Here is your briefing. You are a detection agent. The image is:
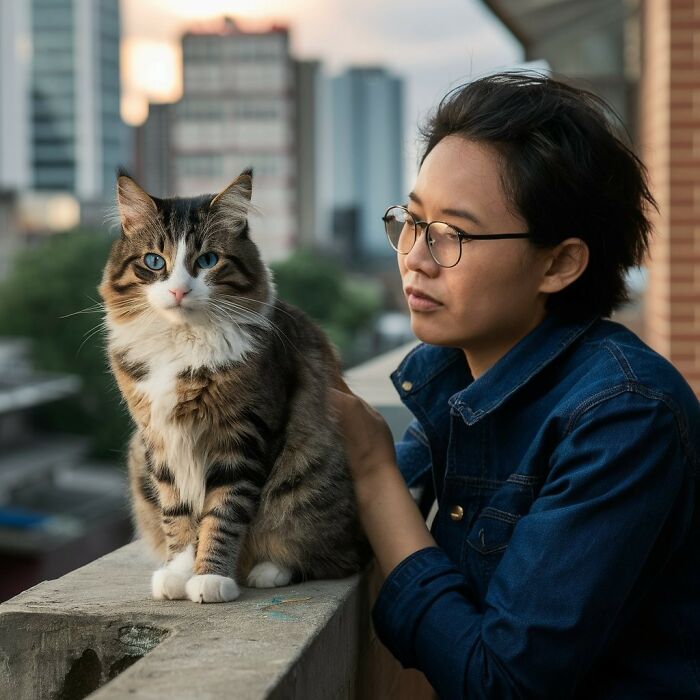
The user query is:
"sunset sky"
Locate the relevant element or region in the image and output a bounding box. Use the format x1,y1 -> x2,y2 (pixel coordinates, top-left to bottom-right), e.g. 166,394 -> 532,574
120,0 -> 529,181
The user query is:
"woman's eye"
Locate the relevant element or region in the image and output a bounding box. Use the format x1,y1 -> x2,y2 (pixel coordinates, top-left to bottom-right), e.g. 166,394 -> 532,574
197,252 -> 218,269
143,253 -> 165,270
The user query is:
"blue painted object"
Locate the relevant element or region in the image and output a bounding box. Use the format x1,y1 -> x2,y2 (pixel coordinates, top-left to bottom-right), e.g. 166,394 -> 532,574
0,506 -> 51,529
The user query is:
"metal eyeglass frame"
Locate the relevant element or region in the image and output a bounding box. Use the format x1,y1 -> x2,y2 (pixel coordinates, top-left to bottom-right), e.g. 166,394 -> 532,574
382,204 -> 532,268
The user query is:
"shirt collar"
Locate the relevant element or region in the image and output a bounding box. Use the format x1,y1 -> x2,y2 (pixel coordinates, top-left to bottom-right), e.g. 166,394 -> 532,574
391,312 -> 600,426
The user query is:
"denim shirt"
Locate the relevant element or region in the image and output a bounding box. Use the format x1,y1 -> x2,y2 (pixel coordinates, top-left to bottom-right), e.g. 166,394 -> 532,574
371,312 -> 700,699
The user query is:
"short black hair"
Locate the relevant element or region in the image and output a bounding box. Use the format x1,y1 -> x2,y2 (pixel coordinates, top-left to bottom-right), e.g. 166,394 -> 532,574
419,70 -> 658,321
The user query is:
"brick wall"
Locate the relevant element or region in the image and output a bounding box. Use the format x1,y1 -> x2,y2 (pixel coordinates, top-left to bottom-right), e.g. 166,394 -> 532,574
641,0 -> 700,397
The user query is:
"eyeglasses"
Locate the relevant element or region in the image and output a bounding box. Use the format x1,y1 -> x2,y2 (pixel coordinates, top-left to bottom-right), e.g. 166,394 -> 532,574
382,205 -> 531,268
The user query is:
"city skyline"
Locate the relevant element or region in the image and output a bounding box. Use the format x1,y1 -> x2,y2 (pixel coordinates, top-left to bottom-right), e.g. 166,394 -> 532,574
121,0 -> 524,184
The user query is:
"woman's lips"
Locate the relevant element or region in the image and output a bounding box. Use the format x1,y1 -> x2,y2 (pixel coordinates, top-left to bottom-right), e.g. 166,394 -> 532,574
405,288 -> 443,311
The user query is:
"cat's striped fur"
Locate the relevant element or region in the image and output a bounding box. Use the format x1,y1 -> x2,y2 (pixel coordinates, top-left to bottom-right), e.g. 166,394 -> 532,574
100,169 -> 370,603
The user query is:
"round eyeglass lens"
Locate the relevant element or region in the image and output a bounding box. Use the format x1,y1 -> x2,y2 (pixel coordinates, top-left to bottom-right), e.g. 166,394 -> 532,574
428,222 -> 462,267
384,207 -> 415,254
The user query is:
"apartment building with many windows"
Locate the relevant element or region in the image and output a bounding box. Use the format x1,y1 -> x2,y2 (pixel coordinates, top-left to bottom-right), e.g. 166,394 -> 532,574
172,18 -> 297,262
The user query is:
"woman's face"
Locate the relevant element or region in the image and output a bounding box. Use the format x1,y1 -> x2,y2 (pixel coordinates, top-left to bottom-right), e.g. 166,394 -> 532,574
398,135 -> 551,373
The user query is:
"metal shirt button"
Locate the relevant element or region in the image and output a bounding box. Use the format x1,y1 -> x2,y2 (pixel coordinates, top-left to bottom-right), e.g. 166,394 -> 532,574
450,505 -> 464,521
401,380 -> 413,391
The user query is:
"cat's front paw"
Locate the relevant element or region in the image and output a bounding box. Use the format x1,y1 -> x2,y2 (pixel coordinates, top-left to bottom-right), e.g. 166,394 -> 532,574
152,568 -> 189,600
246,561 -> 293,588
186,574 -> 240,603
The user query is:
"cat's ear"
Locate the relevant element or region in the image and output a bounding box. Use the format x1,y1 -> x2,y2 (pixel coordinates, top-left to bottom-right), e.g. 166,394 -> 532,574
116,169 -> 157,235
210,168 -> 253,215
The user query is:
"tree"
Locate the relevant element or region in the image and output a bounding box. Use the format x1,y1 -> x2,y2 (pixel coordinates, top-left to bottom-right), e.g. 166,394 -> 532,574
0,229 -> 131,459
270,248 -> 382,364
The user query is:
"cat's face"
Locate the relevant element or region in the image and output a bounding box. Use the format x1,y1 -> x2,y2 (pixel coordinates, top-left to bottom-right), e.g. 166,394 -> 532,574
99,169 -> 273,327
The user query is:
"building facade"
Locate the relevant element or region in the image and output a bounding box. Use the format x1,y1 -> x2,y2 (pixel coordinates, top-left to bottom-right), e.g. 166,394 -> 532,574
172,18 -> 297,262
331,67 -> 404,262
30,0 -> 123,200
640,0 -> 700,397
294,59 -> 323,251
0,0 -> 31,193
133,103 -> 173,200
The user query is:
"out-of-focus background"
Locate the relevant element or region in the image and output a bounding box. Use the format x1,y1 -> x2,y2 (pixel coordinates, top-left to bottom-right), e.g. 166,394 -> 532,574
0,0 -> 697,601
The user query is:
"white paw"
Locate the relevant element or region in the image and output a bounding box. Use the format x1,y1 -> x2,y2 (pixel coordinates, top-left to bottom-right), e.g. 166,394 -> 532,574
246,561 -> 293,588
186,574 -> 240,603
152,568 -> 189,600
168,545 -> 195,574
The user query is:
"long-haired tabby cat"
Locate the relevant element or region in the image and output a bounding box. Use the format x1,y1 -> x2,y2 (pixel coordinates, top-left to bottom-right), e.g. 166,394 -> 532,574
99,168 -> 370,603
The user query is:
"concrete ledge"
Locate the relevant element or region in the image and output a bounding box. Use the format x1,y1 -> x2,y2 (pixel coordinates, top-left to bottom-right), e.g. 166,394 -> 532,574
0,343 -> 420,699
0,540 -> 373,699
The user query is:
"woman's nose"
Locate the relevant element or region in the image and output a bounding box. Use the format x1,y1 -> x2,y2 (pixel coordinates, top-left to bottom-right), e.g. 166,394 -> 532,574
404,227 -> 438,273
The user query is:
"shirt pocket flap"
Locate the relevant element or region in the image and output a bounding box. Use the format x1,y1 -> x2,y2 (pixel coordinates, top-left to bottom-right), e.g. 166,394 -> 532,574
465,507 -> 519,555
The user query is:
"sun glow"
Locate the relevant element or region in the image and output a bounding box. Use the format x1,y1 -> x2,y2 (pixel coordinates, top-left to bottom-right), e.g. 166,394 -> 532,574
165,0 -> 291,22
119,0 -> 307,125
121,39 -> 181,126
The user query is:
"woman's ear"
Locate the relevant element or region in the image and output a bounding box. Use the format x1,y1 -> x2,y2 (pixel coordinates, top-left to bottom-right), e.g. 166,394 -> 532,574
538,238 -> 589,294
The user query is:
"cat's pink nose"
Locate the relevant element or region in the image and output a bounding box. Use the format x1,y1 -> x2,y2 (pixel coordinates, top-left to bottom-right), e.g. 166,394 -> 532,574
169,287 -> 191,304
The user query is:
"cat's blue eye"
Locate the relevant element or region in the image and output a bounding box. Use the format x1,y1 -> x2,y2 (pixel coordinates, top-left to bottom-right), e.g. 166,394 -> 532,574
197,252 -> 218,269
144,253 -> 165,271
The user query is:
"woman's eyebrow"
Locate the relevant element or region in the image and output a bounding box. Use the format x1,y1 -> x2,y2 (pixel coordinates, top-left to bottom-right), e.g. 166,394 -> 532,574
408,191 -> 484,227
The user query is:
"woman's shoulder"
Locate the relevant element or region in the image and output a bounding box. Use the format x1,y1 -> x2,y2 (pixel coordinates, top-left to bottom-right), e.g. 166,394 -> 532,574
562,317 -> 699,445
575,319 -> 695,400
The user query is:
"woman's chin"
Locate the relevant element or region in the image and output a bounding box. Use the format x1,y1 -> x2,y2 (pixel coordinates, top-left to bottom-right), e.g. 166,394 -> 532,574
410,317 -> 456,347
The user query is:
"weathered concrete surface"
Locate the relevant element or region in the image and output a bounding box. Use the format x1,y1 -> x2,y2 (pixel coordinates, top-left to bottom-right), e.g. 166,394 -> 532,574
0,347 -> 422,699
0,540 -> 372,699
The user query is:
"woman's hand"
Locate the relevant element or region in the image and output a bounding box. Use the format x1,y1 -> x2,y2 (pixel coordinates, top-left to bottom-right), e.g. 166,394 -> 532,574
328,375 -> 437,577
327,375 -> 397,484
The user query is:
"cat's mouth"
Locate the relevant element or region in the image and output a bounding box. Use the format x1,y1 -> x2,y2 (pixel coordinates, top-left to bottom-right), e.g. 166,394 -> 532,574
159,301 -> 199,324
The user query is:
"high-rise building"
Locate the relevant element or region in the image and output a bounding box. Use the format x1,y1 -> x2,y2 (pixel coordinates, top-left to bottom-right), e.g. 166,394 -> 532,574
30,0 -> 124,200
294,59 -> 323,251
0,1 -> 31,193
133,103 -> 173,200
172,18 -> 297,262
331,67 -> 404,261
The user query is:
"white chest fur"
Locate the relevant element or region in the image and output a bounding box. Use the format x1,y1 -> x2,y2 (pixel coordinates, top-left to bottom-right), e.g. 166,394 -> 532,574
109,316 -> 259,509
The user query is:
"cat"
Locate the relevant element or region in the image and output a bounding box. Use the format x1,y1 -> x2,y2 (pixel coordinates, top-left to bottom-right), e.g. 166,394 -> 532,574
99,168 -> 370,603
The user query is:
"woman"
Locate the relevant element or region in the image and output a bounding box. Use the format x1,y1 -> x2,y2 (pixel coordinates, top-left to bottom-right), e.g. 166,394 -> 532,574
329,72 -> 700,699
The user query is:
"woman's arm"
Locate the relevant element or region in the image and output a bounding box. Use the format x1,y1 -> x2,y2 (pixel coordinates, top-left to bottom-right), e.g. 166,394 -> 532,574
328,377 -> 436,578
330,379 -> 695,699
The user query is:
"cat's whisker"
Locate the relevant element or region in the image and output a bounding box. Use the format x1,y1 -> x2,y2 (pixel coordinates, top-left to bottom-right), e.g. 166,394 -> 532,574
79,319 -> 109,338
76,322 -> 109,356
62,297 -> 154,321
211,306 -> 279,340
102,300 -> 154,317
206,300 -> 276,344
60,306 -> 105,319
212,295 -> 305,346
210,299 -> 304,357
227,295 -> 299,324
206,303 -> 252,348
206,299 -> 260,328
208,297 -> 270,324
